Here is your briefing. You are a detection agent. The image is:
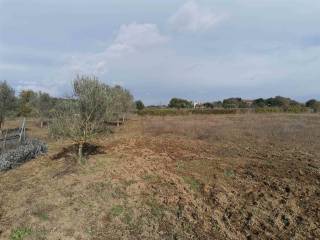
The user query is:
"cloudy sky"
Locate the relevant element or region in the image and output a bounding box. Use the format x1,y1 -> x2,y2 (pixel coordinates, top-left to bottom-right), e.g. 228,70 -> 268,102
1,0 -> 320,104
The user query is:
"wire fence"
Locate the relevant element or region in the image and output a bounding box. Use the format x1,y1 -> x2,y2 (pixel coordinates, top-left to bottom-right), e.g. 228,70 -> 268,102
0,119 -> 47,171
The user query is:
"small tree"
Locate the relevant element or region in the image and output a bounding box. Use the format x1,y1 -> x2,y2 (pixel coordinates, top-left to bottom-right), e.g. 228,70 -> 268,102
50,75 -> 112,161
108,85 -> 134,125
135,100 -> 145,110
119,88 -> 134,122
34,92 -> 55,128
0,81 -> 15,132
18,90 -> 37,117
108,85 -> 124,125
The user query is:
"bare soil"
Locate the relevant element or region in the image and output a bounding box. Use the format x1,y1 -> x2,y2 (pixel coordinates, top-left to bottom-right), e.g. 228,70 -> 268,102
0,114 -> 319,240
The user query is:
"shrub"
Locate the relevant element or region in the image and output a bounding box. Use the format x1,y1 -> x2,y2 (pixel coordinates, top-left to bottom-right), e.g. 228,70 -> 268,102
285,105 -> 308,113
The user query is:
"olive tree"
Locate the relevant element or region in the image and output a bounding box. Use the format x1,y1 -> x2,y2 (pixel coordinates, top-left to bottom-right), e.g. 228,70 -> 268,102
118,88 -> 134,123
0,81 -> 15,132
108,85 -> 134,125
50,75 -> 112,161
18,90 -> 37,117
34,92 -> 55,128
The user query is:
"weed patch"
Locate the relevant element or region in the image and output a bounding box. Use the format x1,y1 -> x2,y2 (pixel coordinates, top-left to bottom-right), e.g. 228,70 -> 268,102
10,227 -> 32,240
224,169 -> 235,178
146,198 -> 165,218
110,205 -> 124,217
183,176 -> 201,192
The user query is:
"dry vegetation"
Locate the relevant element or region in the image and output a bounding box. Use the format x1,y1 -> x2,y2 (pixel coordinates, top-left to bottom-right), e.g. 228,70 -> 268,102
0,113 -> 320,240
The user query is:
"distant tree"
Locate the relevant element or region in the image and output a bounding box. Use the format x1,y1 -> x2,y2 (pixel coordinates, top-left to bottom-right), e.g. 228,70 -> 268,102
253,98 -> 266,108
0,81 -> 15,131
34,92 -> 55,128
212,101 -> 223,108
135,100 -> 145,111
223,98 -> 248,108
306,99 -> 320,112
168,98 -> 193,109
306,99 -> 317,107
119,88 -> 135,122
265,96 -> 290,108
203,102 -> 214,108
107,85 -> 134,124
18,90 -> 37,117
264,96 -> 303,110
50,75 -> 113,161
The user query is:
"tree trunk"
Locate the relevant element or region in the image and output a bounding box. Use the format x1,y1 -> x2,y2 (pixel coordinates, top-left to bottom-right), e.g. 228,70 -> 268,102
0,119 -> 3,135
78,143 -> 84,163
40,120 -> 44,128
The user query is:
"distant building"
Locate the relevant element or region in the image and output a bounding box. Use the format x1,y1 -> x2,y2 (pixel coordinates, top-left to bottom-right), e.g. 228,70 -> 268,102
243,100 -> 254,107
193,101 -> 204,108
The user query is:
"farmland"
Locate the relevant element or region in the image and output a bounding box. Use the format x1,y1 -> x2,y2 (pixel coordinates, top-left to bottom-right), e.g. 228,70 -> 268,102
0,113 -> 320,240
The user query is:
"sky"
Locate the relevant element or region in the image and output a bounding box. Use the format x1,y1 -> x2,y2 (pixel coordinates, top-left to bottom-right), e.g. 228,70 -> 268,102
0,0 -> 320,104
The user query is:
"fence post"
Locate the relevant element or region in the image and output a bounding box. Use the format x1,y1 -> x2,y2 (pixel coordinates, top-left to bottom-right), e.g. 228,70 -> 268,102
2,130 -> 8,151
19,118 -> 26,143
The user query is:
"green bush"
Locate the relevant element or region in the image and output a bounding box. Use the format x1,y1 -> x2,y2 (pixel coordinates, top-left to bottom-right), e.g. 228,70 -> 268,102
168,98 -> 193,109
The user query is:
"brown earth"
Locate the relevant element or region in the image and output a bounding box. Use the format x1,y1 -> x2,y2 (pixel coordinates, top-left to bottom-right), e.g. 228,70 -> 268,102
0,114 -> 319,240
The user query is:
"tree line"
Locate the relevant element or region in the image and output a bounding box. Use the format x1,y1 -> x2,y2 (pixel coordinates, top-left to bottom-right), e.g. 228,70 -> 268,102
164,96 -> 320,112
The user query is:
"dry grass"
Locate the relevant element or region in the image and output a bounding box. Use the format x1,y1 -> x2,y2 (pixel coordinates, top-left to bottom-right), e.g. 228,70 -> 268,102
142,113 -> 320,145
0,113 -> 319,239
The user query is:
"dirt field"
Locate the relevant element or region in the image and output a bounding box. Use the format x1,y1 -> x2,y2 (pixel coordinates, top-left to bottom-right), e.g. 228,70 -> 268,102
0,114 -> 319,240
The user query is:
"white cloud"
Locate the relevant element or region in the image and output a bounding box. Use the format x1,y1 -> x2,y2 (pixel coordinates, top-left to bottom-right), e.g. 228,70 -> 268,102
114,23 -> 169,49
169,1 -> 225,32
66,22 -> 169,75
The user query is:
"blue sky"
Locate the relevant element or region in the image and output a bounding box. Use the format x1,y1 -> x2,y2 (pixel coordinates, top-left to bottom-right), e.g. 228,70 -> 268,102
0,0 -> 320,104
